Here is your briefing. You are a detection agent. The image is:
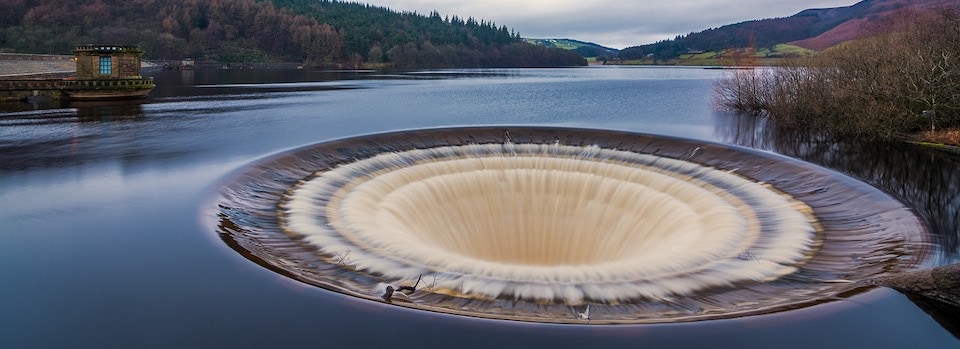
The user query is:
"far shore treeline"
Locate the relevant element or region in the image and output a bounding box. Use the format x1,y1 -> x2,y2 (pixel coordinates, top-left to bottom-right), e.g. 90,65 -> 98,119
0,0 -> 586,68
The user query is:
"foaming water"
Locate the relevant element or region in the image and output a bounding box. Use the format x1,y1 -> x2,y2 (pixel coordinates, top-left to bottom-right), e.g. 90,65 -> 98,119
282,143 -> 817,303
212,127 -> 930,323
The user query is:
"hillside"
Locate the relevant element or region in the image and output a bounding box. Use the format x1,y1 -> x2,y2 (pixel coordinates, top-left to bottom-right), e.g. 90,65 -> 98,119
0,0 -> 586,68
789,0 -> 960,50
618,0 -> 960,61
522,39 -> 619,59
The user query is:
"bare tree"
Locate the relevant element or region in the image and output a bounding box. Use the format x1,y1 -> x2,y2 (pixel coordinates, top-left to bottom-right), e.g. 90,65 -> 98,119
714,8 -> 960,140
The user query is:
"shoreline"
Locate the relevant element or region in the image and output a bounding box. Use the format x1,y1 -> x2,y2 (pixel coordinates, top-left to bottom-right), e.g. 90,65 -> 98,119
909,129 -> 960,156
4,54 -> 957,154
910,142 -> 960,156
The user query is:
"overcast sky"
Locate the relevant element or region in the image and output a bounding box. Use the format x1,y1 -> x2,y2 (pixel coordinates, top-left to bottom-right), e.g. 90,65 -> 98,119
357,0 -> 860,49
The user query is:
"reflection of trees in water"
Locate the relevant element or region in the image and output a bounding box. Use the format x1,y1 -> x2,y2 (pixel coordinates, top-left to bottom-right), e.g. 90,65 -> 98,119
717,113 -> 960,262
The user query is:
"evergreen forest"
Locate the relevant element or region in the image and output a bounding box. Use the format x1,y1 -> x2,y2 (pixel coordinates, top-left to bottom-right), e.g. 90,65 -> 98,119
0,0 -> 586,68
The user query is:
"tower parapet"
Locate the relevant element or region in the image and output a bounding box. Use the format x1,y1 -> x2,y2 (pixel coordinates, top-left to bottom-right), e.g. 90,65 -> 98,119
73,45 -> 145,79
1,45 -> 154,101
66,45 -> 153,100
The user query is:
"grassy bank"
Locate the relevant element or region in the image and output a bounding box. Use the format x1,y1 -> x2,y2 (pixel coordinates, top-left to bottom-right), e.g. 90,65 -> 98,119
910,129 -> 960,155
607,44 -> 816,66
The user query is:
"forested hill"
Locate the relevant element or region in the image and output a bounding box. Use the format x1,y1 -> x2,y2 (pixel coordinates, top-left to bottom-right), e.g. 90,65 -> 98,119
619,0 -> 960,61
0,0 -> 586,68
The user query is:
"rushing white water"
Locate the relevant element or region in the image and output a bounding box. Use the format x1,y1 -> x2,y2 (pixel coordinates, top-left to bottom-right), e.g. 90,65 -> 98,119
281,142 -> 818,304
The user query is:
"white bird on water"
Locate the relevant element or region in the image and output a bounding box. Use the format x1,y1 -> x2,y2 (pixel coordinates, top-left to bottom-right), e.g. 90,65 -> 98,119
577,305 -> 590,321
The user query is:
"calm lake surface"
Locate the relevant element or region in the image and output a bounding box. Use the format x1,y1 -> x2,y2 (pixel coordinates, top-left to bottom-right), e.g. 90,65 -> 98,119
1,67 -> 958,348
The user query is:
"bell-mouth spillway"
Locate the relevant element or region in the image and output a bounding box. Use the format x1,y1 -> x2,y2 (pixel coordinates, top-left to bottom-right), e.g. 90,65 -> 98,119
210,126 -> 931,324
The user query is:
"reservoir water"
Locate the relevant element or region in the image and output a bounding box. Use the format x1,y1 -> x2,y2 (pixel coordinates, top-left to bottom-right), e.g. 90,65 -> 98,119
1,67 -> 958,348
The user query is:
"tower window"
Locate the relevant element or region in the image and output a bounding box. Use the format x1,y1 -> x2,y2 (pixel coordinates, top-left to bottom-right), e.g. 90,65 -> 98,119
99,56 -> 112,75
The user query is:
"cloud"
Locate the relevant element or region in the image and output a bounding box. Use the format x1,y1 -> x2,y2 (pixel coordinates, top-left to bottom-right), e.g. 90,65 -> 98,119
356,0 -> 858,49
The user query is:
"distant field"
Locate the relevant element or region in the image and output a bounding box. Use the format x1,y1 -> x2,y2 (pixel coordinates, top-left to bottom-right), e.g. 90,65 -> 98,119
760,44 -> 817,56
525,38 -> 816,65
523,38 -> 619,58
524,39 -> 588,50
524,39 -> 581,50
614,44 -> 817,66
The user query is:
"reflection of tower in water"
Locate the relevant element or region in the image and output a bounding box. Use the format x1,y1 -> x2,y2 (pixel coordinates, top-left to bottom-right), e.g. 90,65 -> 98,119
73,100 -> 145,121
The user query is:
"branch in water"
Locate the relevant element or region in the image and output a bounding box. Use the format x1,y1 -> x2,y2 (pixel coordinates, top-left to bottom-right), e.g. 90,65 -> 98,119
862,263 -> 960,307
397,274 -> 423,293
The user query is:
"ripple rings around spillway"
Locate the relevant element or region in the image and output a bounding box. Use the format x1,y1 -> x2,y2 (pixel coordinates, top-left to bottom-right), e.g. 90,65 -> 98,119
209,126 -> 930,324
